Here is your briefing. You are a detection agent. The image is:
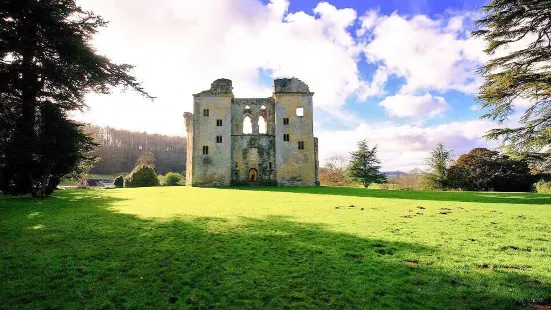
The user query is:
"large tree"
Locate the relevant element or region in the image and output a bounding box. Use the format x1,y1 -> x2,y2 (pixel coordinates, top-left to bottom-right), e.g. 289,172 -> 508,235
0,0 -> 151,197
474,0 -> 551,168
447,148 -> 532,192
348,140 -> 387,188
425,142 -> 453,190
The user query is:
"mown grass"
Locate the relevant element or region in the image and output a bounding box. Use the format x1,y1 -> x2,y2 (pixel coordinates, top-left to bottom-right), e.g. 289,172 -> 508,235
1,186 -> 550,309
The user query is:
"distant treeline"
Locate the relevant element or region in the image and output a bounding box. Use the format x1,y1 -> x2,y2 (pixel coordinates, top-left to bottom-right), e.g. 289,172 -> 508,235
86,126 -> 186,175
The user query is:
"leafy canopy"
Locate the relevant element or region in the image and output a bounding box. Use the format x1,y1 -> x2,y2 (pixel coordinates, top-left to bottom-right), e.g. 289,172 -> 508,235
0,0 -> 151,197
447,148 -> 532,192
348,140 -> 387,188
425,143 -> 453,190
473,0 -> 551,165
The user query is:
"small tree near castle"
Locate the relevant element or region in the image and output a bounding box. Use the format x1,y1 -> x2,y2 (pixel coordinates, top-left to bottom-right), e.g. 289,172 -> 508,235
348,140 -> 387,188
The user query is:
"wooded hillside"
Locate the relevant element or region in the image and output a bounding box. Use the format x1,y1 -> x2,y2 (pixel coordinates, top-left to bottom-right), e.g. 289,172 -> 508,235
86,126 -> 186,175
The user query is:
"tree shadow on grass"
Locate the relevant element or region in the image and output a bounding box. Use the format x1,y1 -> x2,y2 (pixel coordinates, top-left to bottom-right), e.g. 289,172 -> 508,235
0,190 -> 549,309
230,186 -> 551,205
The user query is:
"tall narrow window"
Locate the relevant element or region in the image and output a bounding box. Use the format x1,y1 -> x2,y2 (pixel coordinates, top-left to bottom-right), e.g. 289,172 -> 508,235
298,141 -> 304,150
296,107 -> 304,117
269,162 -> 272,169
243,115 -> 252,134
283,134 -> 290,141
235,162 -> 238,168
202,146 -> 209,155
216,119 -> 223,126
283,118 -> 289,125
203,109 -> 210,117
258,116 -> 267,134
216,136 -> 223,143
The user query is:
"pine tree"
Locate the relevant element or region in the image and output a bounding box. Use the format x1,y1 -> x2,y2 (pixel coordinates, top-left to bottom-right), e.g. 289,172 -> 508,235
348,140 -> 387,188
0,0 -> 151,197
425,142 -> 453,190
473,0 -> 551,167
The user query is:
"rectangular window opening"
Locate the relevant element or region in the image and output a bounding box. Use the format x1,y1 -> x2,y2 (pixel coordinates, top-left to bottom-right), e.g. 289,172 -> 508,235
283,118 -> 289,125
202,145 -> 209,155
283,134 -> 290,142
203,109 -> 210,117
217,119 -> 223,126
296,107 -> 304,117
216,136 -> 223,143
298,141 -> 304,150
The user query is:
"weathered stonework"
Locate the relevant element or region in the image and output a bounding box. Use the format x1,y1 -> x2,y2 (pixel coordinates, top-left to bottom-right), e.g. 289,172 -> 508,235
184,78 -> 319,187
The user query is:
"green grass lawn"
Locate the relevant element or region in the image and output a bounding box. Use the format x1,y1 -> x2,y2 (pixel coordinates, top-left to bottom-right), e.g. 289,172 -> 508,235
1,187 -> 550,309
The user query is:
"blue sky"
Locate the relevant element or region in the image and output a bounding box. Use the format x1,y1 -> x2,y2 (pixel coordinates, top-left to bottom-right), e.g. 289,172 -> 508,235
74,0 -> 507,171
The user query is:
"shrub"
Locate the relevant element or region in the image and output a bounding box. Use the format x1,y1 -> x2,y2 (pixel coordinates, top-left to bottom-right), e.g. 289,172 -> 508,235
162,172 -> 182,186
124,165 -> 160,188
534,180 -> 551,193
114,175 -> 124,188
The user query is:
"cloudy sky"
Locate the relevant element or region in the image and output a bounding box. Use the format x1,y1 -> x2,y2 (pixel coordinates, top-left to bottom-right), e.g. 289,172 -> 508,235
72,0 -> 523,171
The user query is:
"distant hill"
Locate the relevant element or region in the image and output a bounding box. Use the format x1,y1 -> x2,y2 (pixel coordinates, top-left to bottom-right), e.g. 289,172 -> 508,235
383,171 -> 407,177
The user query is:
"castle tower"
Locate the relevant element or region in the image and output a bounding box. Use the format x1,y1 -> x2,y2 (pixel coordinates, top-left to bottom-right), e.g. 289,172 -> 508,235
184,77 -> 319,187
273,78 -> 318,186
185,79 -> 233,186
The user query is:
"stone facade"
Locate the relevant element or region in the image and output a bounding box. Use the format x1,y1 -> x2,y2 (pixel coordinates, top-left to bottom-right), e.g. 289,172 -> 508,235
184,78 -> 319,187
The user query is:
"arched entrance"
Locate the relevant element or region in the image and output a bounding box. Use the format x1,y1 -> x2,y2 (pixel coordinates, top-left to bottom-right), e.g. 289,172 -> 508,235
249,168 -> 258,183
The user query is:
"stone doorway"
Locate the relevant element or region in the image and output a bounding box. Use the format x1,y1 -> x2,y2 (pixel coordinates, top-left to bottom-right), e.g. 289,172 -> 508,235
249,168 -> 258,183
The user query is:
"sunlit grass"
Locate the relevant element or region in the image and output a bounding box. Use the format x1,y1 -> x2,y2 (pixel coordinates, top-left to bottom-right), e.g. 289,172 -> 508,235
1,186 -> 550,309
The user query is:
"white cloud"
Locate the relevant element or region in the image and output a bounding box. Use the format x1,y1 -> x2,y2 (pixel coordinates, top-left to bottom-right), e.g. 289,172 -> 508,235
318,119 -> 498,171
358,11 -> 486,95
379,93 -> 448,118
357,66 -> 389,100
73,0 -> 367,134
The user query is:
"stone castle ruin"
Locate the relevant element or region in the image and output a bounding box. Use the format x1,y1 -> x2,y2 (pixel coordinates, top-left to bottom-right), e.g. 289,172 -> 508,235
184,78 -> 319,187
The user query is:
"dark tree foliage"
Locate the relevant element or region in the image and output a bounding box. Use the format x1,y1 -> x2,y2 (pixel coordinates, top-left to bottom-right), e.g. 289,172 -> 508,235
447,148 -> 532,192
113,175 -> 124,188
473,0 -> 551,167
348,140 -> 387,188
86,126 -> 186,175
0,0 -> 151,197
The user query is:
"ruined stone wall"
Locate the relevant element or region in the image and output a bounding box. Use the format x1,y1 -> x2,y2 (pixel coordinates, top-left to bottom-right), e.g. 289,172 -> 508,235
231,135 -> 276,185
184,112 -> 194,186
230,98 -> 276,185
274,83 -> 316,186
231,98 -> 275,135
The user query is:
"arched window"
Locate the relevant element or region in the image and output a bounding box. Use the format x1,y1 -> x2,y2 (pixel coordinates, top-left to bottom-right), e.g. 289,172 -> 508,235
258,116 -> 267,134
243,115 -> 252,134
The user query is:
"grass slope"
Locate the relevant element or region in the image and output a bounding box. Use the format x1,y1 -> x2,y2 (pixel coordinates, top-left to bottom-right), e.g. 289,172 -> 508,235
1,187 -> 550,309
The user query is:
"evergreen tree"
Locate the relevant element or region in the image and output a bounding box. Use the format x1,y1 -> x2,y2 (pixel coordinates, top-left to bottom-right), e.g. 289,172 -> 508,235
425,142 -> 453,190
473,0 -> 551,166
348,140 -> 387,188
0,0 -> 151,197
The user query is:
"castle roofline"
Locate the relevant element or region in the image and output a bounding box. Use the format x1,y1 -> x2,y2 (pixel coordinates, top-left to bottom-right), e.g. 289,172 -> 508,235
273,78 -> 313,94
193,77 -> 314,97
193,78 -> 233,97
